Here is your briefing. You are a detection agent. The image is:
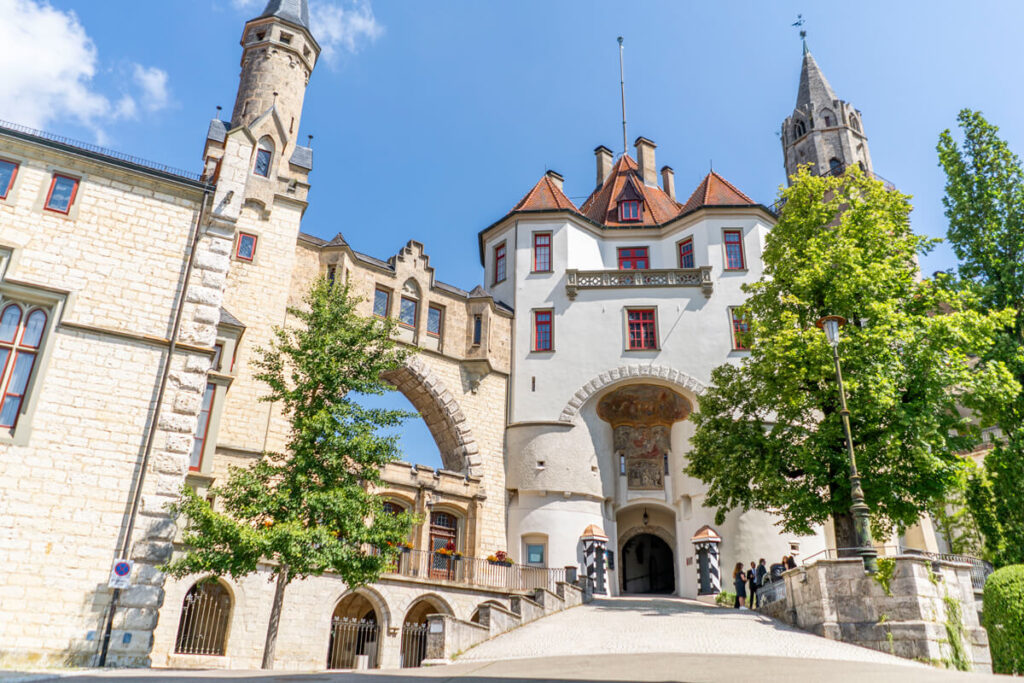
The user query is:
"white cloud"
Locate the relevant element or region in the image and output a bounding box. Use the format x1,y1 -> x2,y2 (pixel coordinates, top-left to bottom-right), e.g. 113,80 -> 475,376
311,0 -> 384,62
133,64 -> 171,112
230,0 -> 384,63
0,0 -> 171,142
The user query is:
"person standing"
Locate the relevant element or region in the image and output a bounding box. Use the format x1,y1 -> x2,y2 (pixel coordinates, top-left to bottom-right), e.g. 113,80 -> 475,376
747,561 -> 759,608
732,562 -> 747,609
756,558 -> 768,588
786,555 -> 798,570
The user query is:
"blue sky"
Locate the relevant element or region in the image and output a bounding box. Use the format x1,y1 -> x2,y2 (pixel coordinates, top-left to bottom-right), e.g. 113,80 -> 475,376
4,0 -> 1024,467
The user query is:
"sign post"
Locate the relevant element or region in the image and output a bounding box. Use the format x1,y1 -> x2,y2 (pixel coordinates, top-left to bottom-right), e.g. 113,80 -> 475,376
108,559 -> 133,590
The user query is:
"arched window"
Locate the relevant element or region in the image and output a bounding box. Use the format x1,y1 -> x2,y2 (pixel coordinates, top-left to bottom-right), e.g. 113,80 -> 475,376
820,108 -> 835,127
382,501 -> 403,515
0,304 -> 47,430
849,114 -> 861,133
828,158 -> 844,176
793,120 -> 806,138
174,580 -> 232,656
429,511 -> 458,580
253,137 -> 274,177
399,280 -> 420,329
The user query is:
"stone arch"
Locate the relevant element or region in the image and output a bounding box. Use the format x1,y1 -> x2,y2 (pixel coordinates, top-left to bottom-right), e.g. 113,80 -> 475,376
381,356 -> 481,476
329,585 -> 393,632
402,592 -> 454,624
558,364 -> 706,423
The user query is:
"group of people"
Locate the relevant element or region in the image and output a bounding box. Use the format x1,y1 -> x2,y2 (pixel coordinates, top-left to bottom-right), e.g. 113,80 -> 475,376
732,555 -> 798,609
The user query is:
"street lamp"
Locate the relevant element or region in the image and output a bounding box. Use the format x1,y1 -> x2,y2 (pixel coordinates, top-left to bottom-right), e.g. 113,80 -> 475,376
816,315 -> 878,573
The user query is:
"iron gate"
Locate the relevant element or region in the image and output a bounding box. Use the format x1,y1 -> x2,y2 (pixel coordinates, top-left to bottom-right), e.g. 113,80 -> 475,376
174,581 -> 231,656
400,622 -> 429,668
326,617 -> 380,669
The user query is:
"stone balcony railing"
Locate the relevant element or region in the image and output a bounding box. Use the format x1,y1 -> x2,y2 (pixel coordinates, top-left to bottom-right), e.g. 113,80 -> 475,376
565,265 -> 713,300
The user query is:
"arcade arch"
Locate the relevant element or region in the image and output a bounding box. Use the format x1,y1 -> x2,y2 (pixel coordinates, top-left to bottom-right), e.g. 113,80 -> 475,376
326,591 -> 383,669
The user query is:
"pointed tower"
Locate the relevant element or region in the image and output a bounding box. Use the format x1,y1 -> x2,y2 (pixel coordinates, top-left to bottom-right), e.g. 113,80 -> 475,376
781,41 -> 872,184
231,0 -> 319,143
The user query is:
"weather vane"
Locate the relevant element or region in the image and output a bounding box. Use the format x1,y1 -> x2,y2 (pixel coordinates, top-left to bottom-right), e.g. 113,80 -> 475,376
792,14 -> 808,52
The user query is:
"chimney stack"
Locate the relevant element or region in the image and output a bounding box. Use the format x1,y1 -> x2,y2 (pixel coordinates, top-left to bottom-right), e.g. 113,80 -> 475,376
634,136 -> 657,186
545,169 -> 564,192
594,145 -> 613,187
661,165 -> 675,201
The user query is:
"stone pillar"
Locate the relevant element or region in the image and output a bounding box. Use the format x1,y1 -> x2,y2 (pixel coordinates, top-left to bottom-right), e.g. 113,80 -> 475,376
103,219 -> 235,666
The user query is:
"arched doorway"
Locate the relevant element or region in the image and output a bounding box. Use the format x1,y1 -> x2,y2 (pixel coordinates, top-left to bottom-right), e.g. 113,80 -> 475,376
401,595 -> 451,668
621,533 -> 675,594
327,592 -> 380,670
174,579 -> 232,656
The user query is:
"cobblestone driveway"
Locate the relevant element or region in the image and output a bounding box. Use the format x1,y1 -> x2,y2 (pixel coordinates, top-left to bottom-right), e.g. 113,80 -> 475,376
457,596 -> 917,665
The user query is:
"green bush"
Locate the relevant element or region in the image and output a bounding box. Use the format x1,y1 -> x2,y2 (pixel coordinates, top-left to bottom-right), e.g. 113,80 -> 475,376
715,591 -> 736,607
983,564 -> 1024,674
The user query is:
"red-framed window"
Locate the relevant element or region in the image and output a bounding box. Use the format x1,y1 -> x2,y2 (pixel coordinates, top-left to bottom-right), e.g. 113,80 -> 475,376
190,383 -> 215,471
617,247 -> 649,270
373,288 -> 390,318
236,232 -> 257,261
0,304 -> 47,430
534,310 -> 553,351
619,199 -> 641,222
493,242 -> 507,284
678,238 -> 695,269
0,159 -> 19,199
44,174 -> 79,214
399,296 -> 418,328
723,230 -> 745,270
627,308 -> 658,350
532,233 -> 551,272
427,304 -> 443,337
730,307 -> 750,350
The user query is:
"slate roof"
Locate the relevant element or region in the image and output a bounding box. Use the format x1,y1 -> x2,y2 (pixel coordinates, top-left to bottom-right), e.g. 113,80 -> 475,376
288,145 -> 313,171
257,0 -> 310,30
680,171 -> 756,213
796,48 -> 838,112
579,155 -> 681,227
510,172 -> 577,213
219,307 -> 245,328
206,119 -> 227,143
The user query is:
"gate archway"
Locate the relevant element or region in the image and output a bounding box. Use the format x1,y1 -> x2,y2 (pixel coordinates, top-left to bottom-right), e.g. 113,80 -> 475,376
621,533 -> 675,594
400,594 -> 453,668
327,592 -> 381,669
382,357 -> 481,475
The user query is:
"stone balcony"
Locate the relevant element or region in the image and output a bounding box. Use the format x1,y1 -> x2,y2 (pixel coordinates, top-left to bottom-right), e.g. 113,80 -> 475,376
565,266 -> 713,300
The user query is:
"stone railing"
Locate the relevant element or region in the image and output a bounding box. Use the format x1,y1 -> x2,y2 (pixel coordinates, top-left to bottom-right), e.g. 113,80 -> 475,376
565,266 -> 713,300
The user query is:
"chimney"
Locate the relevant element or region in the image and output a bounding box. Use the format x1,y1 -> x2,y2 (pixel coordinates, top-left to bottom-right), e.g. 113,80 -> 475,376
545,169 -> 564,192
661,165 -> 676,201
634,136 -> 657,186
594,145 -> 613,187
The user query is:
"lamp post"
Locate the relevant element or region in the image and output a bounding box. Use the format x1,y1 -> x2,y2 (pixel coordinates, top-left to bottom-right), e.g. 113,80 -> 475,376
816,315 -> 878,573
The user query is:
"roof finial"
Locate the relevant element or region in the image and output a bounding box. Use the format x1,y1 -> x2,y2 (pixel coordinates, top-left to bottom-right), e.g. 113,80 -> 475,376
792,14 -> 808,54
618,36 -> 627,157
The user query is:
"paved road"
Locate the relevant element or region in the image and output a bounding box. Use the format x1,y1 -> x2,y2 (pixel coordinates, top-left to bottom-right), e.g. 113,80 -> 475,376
6,596 -> 1000,682
458,596 -> 914,664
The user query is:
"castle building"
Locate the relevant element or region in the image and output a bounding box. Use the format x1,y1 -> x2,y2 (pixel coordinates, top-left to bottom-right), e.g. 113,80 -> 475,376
0,0 -> 941,672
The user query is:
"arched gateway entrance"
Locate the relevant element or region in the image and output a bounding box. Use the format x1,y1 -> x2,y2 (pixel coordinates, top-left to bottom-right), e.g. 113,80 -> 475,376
622,534 -> 675,594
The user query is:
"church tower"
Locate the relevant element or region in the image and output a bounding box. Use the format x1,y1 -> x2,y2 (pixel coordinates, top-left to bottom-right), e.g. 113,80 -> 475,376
781,41 -> 872,184
231,0 -> 320,147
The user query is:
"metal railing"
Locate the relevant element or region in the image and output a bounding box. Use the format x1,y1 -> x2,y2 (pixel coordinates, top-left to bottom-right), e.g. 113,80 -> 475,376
326,617 -> 380,670
898,549 -> 994,592
755,577 -> 787,607
565,266 -> 713,300
385,549 -> 567,593
0,119 -> 204,182
174,582 -> 231,656
400,622 -> 429,668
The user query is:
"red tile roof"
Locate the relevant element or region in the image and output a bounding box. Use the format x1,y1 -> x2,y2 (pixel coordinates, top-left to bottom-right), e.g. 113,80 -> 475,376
579,155 -> 681,227
681,171 -> 756,213
510,173 -> 577,213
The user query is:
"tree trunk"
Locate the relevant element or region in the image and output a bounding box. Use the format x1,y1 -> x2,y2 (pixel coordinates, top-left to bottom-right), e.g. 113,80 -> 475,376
261,566 -> 289,670
833,511 -> 859,558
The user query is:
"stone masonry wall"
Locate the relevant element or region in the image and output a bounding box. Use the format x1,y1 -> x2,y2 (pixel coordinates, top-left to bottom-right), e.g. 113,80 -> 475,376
772,557 -> 990,672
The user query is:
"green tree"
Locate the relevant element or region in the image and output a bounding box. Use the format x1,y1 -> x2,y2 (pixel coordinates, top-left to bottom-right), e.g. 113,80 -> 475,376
938,109 -> 1024,566
686,166 -> 1017,551
163,279 -> 414,669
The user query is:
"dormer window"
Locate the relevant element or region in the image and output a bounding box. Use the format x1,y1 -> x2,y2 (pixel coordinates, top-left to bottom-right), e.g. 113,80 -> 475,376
253,137 -> 274,177
618,200 -> 640,222
794,120 -> 806,138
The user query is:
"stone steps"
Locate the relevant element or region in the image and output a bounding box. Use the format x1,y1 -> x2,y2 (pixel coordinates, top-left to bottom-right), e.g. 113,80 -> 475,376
421,581 -> 585,664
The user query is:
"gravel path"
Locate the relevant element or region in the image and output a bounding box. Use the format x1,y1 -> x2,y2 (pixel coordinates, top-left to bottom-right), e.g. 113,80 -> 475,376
457,596 -> 918,665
